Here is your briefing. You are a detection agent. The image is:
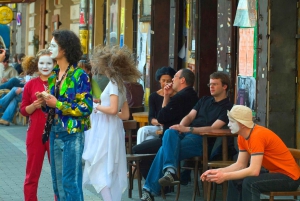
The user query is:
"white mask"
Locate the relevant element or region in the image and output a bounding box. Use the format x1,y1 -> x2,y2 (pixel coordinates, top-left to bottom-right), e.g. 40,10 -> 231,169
38,55 -> 54,75
48,38 -> 59,59
228,117 -> 240,134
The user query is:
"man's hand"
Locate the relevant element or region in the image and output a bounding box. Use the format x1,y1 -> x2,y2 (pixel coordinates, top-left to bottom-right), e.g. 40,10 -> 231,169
169,124 -> 189,133
45,95 -> 57,108
16,87 -> 23,95
1,78 -> 7,83
200,169 -> 225,184
163,83 -> 174,97
0,49 -> 6,62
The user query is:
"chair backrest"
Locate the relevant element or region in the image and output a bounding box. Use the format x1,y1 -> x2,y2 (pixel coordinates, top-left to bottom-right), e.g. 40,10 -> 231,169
129,106 -> 145,120
123,120 -> 138,130
288,148 -> 300,166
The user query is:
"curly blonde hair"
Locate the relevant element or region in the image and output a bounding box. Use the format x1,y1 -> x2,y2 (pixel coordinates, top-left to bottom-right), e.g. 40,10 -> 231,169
90,45 -> 142,92
22,49 -> 53,75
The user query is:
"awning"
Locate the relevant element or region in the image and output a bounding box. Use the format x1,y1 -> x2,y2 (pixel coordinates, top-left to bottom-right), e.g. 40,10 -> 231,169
0,0 -> 36,3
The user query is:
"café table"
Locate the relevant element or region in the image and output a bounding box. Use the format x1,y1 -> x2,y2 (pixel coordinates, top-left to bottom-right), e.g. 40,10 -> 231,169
132,112 -> 148,127
198,129 -> 238,201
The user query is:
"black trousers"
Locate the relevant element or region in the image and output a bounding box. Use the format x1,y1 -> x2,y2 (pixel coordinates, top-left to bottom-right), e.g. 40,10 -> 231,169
132,138 -> 162,179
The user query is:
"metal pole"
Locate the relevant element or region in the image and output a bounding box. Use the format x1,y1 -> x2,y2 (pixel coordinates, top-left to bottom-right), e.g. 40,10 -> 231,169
79,0 -> 89,59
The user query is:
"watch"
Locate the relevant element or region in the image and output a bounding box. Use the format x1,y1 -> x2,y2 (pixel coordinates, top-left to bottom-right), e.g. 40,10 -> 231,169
189,127 -> 194,133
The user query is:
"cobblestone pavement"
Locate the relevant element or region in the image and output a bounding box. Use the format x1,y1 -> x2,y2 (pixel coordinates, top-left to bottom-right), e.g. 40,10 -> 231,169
1,124 -> 292,201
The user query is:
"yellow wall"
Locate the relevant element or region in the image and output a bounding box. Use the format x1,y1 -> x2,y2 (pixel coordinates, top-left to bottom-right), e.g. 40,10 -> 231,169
94,0 -> 104,46
123,0 -> 133,49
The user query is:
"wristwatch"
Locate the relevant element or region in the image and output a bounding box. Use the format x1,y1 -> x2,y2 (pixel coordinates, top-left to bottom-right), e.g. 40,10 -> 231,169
189,127 -> 194,133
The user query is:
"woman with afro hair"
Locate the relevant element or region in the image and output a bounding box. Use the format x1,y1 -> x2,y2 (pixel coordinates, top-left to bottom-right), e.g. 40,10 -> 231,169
136,66 -> 176,144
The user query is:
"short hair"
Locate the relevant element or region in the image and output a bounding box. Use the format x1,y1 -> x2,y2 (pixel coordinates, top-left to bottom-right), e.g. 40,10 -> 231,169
179,68 -> 195,87
52,30 -> 82,65
17,53 -> 25,62
3,54 -> 9,63
155,66 -> 176,81
13,54 -> 18,62
210,72 -> 230,92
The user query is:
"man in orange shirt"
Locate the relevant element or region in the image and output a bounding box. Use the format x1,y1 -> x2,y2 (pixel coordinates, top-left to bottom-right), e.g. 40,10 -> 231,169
201,105 -> 300,201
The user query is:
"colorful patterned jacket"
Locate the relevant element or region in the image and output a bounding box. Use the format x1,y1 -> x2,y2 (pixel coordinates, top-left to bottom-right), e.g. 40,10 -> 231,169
46,64 -> 93,134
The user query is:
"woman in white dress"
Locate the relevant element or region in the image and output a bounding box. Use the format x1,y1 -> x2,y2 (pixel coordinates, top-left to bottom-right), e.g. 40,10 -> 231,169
82,45 -> 142,201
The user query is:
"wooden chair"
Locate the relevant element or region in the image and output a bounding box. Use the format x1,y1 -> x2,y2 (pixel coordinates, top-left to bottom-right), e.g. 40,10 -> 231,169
123,120 -> 138,154
126,154 -> 156,198
206,160 -> 235,201
178,156 -> 203,201
261,148 -> 300,201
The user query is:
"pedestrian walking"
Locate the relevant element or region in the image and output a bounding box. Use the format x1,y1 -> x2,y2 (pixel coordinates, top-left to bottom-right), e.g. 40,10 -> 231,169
82,45 -> 141,201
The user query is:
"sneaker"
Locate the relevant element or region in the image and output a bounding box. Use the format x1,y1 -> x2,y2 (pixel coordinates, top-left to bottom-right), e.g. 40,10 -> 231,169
158,171 -> 180,186
140,190 -> 154,201
0,119 -> 10,126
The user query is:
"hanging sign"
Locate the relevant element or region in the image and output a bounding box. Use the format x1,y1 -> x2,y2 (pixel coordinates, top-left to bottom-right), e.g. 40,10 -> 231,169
0,6 -> 13,25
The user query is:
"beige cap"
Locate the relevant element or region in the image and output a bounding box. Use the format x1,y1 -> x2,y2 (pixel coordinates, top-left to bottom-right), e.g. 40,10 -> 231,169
227,105 -> 254,128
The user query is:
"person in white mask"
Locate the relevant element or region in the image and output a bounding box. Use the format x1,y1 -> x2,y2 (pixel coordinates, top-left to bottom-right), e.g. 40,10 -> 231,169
200,105 -> 300,201
36,30 -> 92,201
19,49 -> 55,201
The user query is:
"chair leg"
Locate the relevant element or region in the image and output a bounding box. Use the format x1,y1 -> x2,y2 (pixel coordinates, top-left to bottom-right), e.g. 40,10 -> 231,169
192,161 -> 199,201
176,165 -> 181,201
212,182 -> 217,201
175,185 -> 180,201
128,162 -> 133,198
222,181 -> 228,201
161,187 -> 166,200
136,161 -> 142,198
207,182 -> 212,201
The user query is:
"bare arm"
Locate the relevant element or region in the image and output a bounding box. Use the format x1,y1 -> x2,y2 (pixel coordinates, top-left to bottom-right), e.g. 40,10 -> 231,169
151,118 -> 160,126
170,119 -> 226,133
179,109 -> 197,126
96,94 -> 119,115
201,152 -> 263,184
118,101 -> 130,120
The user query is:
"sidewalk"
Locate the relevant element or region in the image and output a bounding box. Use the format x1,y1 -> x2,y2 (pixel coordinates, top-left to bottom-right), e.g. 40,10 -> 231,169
0,124 -> 290,201
0,124 -> 209,201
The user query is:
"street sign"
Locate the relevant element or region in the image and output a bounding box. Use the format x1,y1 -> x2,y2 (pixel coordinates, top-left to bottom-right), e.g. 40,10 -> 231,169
0,6 -> 13,25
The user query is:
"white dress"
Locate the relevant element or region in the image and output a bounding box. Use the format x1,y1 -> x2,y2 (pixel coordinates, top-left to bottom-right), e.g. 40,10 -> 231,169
82,80 -> 127,201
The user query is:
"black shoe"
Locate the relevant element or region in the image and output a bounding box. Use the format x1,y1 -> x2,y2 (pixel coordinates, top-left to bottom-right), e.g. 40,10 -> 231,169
140,190 -> 154,201
158,171 -> 180,186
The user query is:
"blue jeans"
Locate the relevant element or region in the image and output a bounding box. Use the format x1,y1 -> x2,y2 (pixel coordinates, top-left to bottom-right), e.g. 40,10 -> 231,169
0,87 -> 22,122
0,77 -> 24,90
143,129 -> 203,196
50,119 -> 84,201
227,171 -> 300,201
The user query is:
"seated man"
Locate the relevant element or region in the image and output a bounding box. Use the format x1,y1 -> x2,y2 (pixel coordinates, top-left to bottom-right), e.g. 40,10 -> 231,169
14,53 -> 25,75
140,71 -> 233,201
201,105 -> 300,201
132,68 -> 198,179
0,55 -> 18,86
